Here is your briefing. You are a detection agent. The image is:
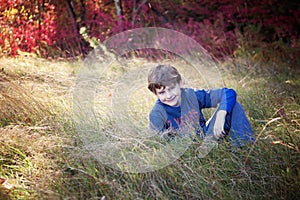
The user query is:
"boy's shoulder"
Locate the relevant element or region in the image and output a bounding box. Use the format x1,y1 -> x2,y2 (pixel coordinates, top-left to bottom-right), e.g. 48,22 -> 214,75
181,87 -> 198,96
181,87 -> 196,92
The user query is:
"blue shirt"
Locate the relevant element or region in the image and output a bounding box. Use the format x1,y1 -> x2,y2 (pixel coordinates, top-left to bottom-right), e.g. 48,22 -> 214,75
149,88 -> 236,131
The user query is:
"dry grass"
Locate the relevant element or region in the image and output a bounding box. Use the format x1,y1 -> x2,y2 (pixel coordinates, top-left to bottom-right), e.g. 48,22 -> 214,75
0,58 -> 76,123
0,56 -> 299,199
0,72 -> 49,125
0,57 -> 76,199
0,125 -> 68,199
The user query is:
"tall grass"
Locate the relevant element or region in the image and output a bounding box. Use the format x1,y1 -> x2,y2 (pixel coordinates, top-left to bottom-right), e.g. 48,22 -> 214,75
0,55 -> 299,199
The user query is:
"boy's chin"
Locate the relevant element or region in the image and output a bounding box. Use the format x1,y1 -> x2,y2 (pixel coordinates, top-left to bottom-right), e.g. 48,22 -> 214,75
163,100 -> 180,107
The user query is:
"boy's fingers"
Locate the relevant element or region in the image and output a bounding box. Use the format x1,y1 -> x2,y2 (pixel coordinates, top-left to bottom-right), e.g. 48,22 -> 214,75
214,130 -> 225,139
214,131 -> 221,139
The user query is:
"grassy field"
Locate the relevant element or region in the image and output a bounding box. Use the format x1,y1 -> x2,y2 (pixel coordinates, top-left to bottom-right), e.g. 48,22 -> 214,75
0,55 -> 299,199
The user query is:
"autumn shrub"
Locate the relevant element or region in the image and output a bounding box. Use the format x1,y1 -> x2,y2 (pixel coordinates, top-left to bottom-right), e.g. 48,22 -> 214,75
0,0 -> 56,57
1,0 -> 298,59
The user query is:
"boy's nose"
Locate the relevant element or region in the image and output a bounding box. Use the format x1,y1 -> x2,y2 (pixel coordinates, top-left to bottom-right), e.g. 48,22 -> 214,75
165,91 -> 172,98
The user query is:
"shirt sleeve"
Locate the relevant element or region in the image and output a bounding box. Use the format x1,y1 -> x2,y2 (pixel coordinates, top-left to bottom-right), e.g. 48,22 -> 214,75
195,88 -> 237,113
149,104 -> 168,132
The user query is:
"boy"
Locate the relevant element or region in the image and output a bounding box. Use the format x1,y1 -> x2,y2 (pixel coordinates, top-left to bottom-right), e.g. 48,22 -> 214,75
148,64 -> 254,147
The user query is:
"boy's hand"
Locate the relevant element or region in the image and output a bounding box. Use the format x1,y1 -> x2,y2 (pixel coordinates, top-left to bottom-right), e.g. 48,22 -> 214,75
213,110 -> 227,139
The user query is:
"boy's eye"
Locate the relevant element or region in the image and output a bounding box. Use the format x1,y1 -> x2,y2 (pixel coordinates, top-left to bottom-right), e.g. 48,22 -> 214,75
158,91 -> 165,95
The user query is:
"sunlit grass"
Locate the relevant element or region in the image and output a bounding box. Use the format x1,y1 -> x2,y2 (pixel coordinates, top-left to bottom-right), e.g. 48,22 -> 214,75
0,56 -> 299,199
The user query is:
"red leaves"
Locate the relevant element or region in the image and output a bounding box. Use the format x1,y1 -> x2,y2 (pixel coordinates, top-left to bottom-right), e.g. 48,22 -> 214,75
0,177 -> 5,185
0,0 -> 298,58
0,0 -> 56,56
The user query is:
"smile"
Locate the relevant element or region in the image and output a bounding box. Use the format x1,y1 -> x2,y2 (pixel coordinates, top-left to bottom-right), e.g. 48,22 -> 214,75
165,96 -> 176,102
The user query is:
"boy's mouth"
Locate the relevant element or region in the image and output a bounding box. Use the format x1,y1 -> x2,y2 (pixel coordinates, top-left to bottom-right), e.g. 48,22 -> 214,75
165,96 -> 176,102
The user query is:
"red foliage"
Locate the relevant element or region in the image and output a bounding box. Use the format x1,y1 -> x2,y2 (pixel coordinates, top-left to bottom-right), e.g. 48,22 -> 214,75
0,0 -> 56,56
0,0 -> 299,58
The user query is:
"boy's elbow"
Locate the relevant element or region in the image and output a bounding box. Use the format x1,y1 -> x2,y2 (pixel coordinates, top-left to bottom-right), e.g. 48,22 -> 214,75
227,88 -> 237,100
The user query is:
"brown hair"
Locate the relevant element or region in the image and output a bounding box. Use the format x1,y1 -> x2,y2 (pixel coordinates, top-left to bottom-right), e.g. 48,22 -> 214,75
147,64 -> 182,94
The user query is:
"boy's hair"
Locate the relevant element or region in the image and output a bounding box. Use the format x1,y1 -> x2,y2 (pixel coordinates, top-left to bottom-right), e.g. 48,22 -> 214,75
148,64 -> 182,94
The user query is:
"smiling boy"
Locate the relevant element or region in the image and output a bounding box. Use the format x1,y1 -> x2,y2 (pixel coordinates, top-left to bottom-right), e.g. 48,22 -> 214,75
148,64 -> 254,147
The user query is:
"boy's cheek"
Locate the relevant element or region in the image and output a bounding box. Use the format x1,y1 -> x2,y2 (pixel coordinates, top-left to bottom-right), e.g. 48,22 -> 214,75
156,93 -> 163,98
157,95 -> 163,100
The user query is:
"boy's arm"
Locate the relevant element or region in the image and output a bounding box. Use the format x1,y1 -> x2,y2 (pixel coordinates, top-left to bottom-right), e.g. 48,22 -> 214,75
214,110 -> 227,138
196,88 -> 237,138
195,88 -> 237,112
149,112 -> 165,132
149,104 -> 168,132
213,88 -> 236,138
217,88 -> 237,113
150,111 -> 178,140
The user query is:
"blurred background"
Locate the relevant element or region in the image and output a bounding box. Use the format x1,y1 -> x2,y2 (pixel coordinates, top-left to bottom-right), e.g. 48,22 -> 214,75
0,0 -> 299,64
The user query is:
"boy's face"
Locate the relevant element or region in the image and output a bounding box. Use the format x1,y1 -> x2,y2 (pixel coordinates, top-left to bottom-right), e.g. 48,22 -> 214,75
155,82 -> 182,107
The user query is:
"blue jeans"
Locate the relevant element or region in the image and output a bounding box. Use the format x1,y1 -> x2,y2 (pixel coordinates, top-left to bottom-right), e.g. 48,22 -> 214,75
203,102 -> 255,147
